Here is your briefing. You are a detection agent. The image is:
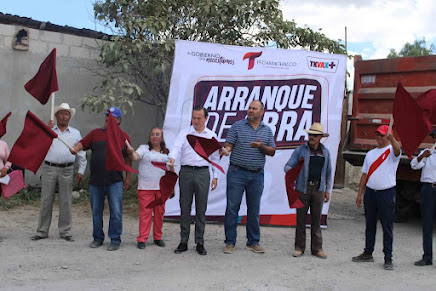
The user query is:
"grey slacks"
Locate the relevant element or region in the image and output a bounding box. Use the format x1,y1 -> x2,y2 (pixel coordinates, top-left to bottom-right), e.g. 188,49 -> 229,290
295,184 -> 325,253
36,163 -> 74,238
179,166 -> 210,244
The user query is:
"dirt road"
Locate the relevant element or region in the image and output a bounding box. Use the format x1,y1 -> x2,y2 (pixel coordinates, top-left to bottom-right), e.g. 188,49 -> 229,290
0,188 -> 435,290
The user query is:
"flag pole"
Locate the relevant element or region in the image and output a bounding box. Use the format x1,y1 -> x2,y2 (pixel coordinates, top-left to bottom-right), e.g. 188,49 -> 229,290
57,136 -> 74,152
50,92 -> 55,121
388,115 -> 393,134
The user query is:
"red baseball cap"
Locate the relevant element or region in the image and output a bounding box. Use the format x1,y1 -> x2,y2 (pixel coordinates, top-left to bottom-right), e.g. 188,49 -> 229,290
376,125 -> 389,136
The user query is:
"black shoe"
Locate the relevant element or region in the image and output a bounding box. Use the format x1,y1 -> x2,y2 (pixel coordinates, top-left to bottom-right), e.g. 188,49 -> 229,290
352,252 -> 374,262
196,243 -> 207,255
62,236 -> 74,242
154,240 -> 165,247
31,235 -> 46,241
414,259 -> 432,266
137,242 -> 146,249
174,242 -> 188,254
89,240 -> 103,248
107,242 -> 120,251
384,259 -> 394,270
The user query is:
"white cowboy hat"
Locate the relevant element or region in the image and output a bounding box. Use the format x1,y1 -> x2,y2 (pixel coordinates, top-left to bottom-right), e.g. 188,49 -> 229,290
304,123 -> 329,137
54,103 -> 76,119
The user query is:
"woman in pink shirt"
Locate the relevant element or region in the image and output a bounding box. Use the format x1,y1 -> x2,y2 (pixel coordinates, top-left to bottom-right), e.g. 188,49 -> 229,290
127,127 -> 174,249
0,139 -> 12,242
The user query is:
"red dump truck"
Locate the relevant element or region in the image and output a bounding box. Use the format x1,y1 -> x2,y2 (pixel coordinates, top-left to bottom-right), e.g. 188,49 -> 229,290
343,55 -> 436,221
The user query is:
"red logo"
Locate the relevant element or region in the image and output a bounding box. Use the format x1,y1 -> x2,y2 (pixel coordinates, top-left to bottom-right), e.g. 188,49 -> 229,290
243,52 -> 262,70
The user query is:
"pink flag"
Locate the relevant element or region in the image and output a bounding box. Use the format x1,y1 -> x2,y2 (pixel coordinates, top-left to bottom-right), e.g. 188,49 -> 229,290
24,48 -> 59,105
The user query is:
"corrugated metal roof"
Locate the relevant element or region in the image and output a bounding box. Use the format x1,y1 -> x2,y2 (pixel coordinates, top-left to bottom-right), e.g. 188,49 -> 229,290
0,12 -> 111,40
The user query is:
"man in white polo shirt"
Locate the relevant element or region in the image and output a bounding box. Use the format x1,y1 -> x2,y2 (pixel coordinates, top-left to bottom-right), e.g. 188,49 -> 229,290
410,129 -> 436,266
352,125 -> 401,270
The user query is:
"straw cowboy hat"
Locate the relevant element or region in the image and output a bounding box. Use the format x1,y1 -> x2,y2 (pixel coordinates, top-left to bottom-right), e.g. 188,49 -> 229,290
54,103 -> 76,119
304,123 -> 329,137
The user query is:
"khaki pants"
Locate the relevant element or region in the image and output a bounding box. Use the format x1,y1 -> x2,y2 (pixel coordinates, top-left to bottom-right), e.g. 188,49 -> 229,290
36,164 -> 74,238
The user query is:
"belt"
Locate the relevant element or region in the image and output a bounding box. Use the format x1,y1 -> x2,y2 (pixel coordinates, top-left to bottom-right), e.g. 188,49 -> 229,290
44,161 -> 74,168
230,164 -> 262,173
181,165 -> 209,170
424,182 -> 436,188
308,180 -> 320,186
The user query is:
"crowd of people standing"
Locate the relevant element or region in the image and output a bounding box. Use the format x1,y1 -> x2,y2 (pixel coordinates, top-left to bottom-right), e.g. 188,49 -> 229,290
1,100 -> 435,272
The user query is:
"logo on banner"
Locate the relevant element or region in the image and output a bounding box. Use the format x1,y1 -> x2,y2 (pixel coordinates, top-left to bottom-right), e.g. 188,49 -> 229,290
243,52 -> 263,70
193,79 -> 322,149
307,57 -> 339,73
243,52 -> 298,71
187,51 -> 235,65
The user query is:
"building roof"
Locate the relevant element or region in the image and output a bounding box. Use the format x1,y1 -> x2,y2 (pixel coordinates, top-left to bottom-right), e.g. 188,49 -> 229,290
0,12 -> 111,40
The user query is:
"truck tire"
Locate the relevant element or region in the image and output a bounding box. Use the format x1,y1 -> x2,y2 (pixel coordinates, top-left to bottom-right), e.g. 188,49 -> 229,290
394,180 -> 420,223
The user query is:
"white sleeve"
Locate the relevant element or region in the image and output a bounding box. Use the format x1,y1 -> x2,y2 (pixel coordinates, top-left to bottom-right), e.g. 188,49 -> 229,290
410,149 -> 426,170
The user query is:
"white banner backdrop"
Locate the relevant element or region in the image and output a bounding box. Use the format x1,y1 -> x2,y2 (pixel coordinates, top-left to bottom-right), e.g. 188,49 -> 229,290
163,40 -> 346,225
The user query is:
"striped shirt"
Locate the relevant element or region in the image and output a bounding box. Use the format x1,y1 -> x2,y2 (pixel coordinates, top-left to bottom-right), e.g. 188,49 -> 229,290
226,119 -> 275,170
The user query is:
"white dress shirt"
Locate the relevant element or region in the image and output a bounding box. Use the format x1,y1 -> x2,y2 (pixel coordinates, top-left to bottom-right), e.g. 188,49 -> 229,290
44,125 -> 87,174
411,149 -> 436,183
169,126 -> 220,179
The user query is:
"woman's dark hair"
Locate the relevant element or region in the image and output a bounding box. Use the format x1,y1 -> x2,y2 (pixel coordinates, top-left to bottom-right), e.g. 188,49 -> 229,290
147,127 -> 169,155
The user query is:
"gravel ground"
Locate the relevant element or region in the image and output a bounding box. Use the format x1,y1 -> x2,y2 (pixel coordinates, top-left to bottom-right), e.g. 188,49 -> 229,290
0,187 -> 435,290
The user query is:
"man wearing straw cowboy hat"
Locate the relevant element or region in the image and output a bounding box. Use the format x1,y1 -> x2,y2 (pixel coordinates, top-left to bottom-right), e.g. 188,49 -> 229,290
31,103 -> 87,242
284,122 -> 332,260
410,129 -> 436,267
352,124 -> 401,270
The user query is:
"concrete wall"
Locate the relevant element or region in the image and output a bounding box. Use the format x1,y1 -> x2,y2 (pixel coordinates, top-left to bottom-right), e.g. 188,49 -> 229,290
0,23 -> 157,186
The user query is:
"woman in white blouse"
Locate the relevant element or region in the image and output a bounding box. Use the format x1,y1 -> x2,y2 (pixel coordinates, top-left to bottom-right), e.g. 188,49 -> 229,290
128,127 -> 174,249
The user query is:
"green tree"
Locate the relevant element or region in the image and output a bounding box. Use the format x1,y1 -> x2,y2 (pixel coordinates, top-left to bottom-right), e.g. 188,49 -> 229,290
84,0 -> 346,123
387,38 -> 435,58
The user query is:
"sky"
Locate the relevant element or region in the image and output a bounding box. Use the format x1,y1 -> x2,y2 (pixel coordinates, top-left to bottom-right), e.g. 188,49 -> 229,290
3,0 -> 436,59
2,0 -> 436,87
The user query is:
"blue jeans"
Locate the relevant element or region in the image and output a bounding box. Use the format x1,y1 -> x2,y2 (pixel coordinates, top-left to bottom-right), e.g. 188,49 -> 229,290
364,186 -> 396,259
420,183 -> 436,261
89,182 -> 123,244
225,165 -> 264,246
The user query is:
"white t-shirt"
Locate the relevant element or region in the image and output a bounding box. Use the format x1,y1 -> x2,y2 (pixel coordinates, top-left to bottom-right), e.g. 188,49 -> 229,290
136,145 -> 169,190
362,145 -> 401,190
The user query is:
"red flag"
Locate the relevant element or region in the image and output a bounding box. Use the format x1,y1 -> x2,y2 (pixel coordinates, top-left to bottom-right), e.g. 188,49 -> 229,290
146,171 -> 178,208
105,112 -> 137,173
151,161 -> 168,171
416,89 -> 436,122
393,83 -> 433,159
24,48 -> 58,105
0,112 -> 11,138
186,134 -> 225,174
8,111 -> 58,174
285,158 -> 305,209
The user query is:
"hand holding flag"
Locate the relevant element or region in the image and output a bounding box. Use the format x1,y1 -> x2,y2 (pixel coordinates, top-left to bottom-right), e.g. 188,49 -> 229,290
186,134 -> 225,174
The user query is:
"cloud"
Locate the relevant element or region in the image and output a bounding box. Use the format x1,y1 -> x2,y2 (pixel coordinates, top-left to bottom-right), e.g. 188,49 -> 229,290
281,0 -> 436,60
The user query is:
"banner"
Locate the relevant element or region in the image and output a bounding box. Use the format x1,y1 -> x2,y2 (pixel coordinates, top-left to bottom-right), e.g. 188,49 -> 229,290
163,40 -> 347,225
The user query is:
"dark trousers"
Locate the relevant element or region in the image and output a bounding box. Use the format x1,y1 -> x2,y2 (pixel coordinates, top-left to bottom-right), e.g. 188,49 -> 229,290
179,167 -> 210,244
364,186 -> 396,259
295,184 -> 324,253
420,183 -> 436,261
